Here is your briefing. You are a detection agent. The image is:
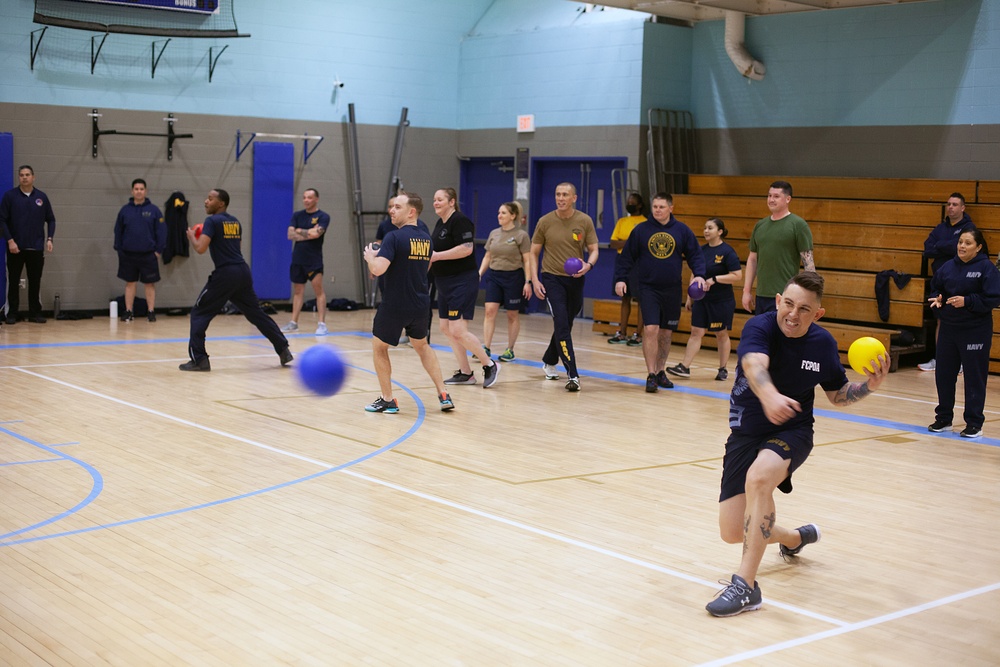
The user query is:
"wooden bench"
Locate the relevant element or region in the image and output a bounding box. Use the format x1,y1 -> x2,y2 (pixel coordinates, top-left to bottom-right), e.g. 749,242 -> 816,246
688,175 -> 978,203
592,299 -> 903,371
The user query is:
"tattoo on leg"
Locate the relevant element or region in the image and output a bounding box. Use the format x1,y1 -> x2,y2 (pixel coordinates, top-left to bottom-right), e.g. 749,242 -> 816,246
759,512 -> 775,540
742,515 -> 751,555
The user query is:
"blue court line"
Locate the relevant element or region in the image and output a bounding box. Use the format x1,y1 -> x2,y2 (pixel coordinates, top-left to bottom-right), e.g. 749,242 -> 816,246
0,369 -> 427,548
0,330 -> 359,351
0,457 -> 63,467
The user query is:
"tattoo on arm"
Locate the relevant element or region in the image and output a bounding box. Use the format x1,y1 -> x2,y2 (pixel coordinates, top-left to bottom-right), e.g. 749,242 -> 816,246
461,242 -> 474,250
801,249 -> 815,271
759,512 -> 775,540
834,381 -> 872,405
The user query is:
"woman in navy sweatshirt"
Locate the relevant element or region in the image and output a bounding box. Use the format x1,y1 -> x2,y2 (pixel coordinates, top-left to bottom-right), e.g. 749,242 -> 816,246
927,228 -> 1000,438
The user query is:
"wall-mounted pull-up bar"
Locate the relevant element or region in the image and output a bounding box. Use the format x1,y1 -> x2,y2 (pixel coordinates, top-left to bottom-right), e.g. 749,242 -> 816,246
90,109 -> 193,161
235,131 -> 324,165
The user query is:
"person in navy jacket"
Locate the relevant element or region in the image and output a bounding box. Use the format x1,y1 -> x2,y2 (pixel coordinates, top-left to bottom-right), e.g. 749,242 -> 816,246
614,192 -> 706,392
927,228 -> 1000,438
114,178 -> 166,322
1,165 -> 56,324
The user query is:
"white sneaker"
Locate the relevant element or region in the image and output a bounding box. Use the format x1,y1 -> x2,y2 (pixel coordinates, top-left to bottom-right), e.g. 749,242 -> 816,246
315,322 -> 328,335
543,363 -> 560,380
280,321 -> 299,333
917,359 -> 935,372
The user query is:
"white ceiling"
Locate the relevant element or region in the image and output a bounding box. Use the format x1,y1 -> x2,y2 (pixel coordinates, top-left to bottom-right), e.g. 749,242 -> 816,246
579,0 -> 938,24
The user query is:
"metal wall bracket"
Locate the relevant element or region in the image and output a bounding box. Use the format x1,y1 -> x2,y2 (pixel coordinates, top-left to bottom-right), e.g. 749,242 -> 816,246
151,39 -> 171,79
91,33 -> 109,74
208,45 -> 228,82
30,27 -> 47,71
90,109 -> 193,161
235,130 -> 325,164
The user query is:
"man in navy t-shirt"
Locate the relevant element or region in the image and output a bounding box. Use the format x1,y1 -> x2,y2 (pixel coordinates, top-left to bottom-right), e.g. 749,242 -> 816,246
362,191 -> 454,414
706,271 -> 889,618
281,188 -> 331,336
179,189 -> 292,372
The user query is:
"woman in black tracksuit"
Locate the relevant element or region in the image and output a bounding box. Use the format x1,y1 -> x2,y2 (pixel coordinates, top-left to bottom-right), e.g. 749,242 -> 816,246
927,228 -> 1000,438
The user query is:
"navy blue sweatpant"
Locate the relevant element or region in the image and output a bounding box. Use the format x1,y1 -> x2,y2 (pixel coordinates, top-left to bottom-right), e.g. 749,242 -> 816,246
188,263 -> 288,363
540,272 -> 584,378
935,319 -> 992,430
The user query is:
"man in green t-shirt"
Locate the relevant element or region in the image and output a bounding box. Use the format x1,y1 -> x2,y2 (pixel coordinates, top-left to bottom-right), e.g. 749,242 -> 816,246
741,181 -> 814,315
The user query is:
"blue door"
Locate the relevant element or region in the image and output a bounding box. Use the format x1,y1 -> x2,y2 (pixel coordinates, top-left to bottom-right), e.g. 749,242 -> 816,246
459,156 -> 515,275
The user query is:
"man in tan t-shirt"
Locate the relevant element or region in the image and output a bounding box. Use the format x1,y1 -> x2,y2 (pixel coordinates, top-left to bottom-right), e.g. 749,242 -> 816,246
530,182 -> 599,391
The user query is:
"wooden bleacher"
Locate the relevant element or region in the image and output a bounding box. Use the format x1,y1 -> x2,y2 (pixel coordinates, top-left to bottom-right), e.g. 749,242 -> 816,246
593,176 -> 1000,373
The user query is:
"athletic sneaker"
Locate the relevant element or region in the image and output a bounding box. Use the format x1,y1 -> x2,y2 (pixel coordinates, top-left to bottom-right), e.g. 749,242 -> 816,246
565,377 -> 581,392
439,392 -> 455,411
645,373 -> 658,393
483,362 -> 500,388
779,523 -> 821,559
666,363 -> 690,379
655,370 -> 674,389
499,348 -> 515,362
121,310 -> 134,322
365,396 -> 399,413
961,426 -> 982,439
928,419 -> 952,433
543,363 -> 560,380
483,345 -> 491,358
315,322 -> 328,335
917,358 -> 936,371
279,347 -> 294,366
445,371 -> 477,385
178,357 -> 211,372
715,367 -> 729,381
147,311 -> 157,322
626,333 -> 642,346
280,321 -> 299,333
706,575 -> 762,617
608,332 -> 627,344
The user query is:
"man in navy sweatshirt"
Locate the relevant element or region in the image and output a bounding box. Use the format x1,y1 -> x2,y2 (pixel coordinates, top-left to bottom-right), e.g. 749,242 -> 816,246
1,165 -> 56,324
114,178 -> 166,322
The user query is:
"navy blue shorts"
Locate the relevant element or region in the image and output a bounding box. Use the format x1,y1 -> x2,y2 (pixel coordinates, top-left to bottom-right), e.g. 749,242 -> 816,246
373,303 -> 430,346
117,251 -> 160,283
719,426 -> 814,502
636,285 -> 681,330
289,262 -> 323,284
484,269 -> 525,311
692,297 -> 735,331
435,271 -> 478,321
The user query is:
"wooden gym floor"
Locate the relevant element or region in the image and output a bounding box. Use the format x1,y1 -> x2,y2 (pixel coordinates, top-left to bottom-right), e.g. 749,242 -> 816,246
1,309 -> 998,666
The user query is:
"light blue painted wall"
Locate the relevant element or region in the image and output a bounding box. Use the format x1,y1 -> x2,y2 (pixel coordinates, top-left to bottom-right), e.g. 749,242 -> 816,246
691,0 -> 993,129
457,0 -> 649,129
1,0 -> 494,128
641,21 -> 693,119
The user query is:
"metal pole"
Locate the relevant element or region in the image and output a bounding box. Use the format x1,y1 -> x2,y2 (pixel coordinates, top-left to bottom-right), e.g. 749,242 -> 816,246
384,108 -> 409,205
347,104 -> 371,306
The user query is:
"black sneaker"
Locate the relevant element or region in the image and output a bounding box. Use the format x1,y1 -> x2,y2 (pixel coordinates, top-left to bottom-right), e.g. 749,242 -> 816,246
666,363 -> 690,379
179,357 -> 211,372
961,426 -> 982,439
626,334 -> 642,346
4,316 -> 16,325
279,347 -> 294,366
705,574 -> 762,617
656,370 -> 674,389
645,373 -> 658,393
715,367 -> 729,381
608,332 -> 627,344
121,310 -> 134,322
147,311 -> 157,322
365,396 -> 399,413
779,523 -> 821,559
928,419 -> 952,433
445,370 -> 477,385
565,377 -> 581,392
439,392 -> 455,411
28,315 -> 46,323
483,362 -> 499,388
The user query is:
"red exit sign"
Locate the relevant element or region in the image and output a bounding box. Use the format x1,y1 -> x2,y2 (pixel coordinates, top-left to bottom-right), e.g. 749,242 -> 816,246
517,114 -> 535,133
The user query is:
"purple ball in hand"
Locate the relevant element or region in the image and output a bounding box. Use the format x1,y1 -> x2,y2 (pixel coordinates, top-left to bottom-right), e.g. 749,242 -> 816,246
564,257 -> 584,275
688,281 -> 706,301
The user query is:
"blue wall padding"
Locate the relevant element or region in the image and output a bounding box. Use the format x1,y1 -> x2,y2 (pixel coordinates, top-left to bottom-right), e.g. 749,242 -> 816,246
251,141 -> 294,300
